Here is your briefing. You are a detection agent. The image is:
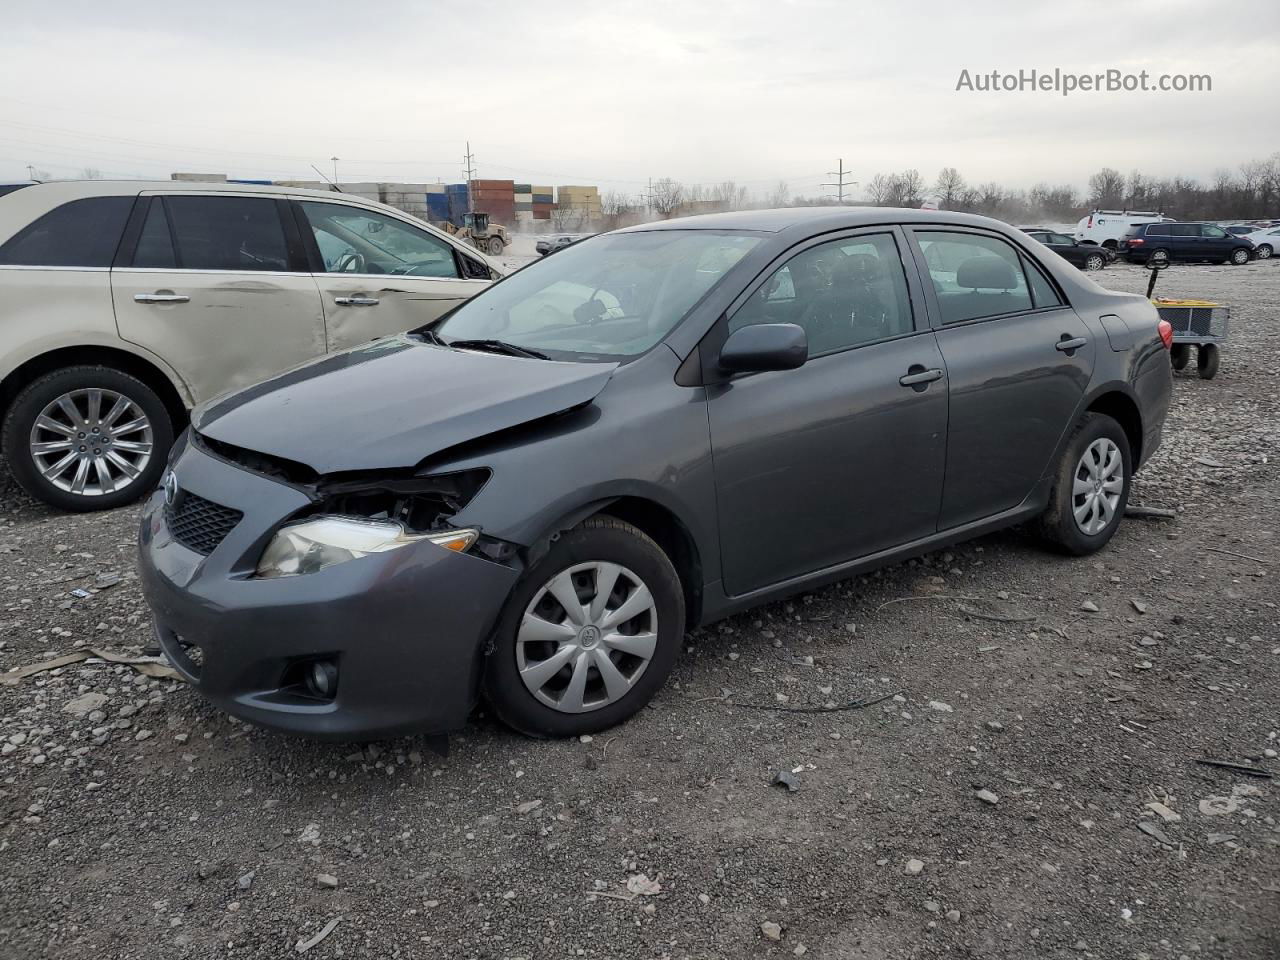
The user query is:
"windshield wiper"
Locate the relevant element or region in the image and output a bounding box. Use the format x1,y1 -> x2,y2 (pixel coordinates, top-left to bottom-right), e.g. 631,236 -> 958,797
446,338 -> 550,360
412,327 -> 446,346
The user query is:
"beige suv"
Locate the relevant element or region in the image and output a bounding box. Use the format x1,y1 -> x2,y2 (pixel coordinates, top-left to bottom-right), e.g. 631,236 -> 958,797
0,180 -> 500,511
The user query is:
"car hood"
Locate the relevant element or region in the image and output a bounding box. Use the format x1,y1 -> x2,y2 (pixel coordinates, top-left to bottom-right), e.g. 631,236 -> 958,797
192,336 -> 618,474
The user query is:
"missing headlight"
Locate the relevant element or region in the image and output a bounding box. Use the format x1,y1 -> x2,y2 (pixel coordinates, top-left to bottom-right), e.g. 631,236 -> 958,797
308,469 -> 491,533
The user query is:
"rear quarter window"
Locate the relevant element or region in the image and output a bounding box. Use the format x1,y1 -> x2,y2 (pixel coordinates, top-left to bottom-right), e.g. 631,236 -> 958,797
0,196 -> 134,267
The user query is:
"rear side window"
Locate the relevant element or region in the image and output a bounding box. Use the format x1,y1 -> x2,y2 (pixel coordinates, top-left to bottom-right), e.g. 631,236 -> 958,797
1141,224 -> 1170,236
916,232 -> 1033,324
131,198 -> 177,268
0,196 -> 133,267
164,195 -> 290,271
1023,256 -> 1063,308
1170,224 -> 1198,237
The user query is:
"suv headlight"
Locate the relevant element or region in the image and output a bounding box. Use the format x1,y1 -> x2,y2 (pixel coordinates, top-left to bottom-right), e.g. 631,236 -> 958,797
255,517 -> 478,579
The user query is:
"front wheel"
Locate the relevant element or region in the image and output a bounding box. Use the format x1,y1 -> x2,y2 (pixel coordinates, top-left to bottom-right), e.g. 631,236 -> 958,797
1229,247 -> 1250,265
1197,343 -> 1220,379
1039,413 -> 1131,556
483,517 -> 685,737
1256,243 -> 1273,260
1084,253 -> 1106,271
487,237 -> 504,255
2,366 -> 173,512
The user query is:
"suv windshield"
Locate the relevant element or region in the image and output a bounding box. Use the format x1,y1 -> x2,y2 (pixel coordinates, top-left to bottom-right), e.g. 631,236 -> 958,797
435,230 -> 761,360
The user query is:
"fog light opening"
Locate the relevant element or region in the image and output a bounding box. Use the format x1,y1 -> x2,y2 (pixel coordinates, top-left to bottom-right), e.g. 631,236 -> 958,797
304,659 -> 339,700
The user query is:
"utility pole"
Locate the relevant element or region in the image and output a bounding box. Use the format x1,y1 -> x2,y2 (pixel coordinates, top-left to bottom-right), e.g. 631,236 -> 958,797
822,159 -> 857,205
462,141 -> 477,213
645,177 -> 653,216
330,156 -> 339,185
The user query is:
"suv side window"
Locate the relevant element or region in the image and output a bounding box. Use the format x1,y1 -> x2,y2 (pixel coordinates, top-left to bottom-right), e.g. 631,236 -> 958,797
299,201 -> 460,279
1170,224 -> 1198,237
1202,225 -> 1227,239
131,198 -> 177,269
164,195 -> 290,271
1145,224 -> 1172,236
916,231 -> 1033,324
729,233 -> 914,357
0,196 -> 133,267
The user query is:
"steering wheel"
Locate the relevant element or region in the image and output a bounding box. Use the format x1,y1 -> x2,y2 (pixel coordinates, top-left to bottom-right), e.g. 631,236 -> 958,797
333,251 -> 366,273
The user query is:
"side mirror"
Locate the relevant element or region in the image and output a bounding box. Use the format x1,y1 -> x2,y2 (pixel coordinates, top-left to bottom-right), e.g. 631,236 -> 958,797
719,323 -> 808,374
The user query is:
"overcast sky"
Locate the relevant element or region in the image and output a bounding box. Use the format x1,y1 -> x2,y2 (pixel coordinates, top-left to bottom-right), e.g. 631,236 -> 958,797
2,0 -> 1277,200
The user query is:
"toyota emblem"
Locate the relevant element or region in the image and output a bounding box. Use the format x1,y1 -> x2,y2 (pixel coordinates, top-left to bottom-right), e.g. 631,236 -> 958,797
163,470 -> 179,506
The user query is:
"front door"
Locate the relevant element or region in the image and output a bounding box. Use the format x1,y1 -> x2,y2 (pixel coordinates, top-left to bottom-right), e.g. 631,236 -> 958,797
111,193 -> 326,404
293,200 -> 491,352
707,229 -> 948,596
1197,223 -> 1231,260
908,228 -> 1095,530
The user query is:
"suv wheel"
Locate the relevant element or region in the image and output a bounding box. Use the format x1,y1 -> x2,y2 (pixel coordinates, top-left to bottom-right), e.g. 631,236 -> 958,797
1039,413 -> 1131,556
2,366 -> 174,512
1147,247 -> 1171,265
1229,248 -> 1250,265
483,517 -> 684,737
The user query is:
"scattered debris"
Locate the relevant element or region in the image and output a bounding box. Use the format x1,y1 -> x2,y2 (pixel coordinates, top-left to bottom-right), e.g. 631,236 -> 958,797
296,917 -> 341,953
515,799 -> 543,815
956,604 -> 1036,623
904,859 -> 925,876
976,788 -> 1000,805
62,692 -> 108,717
1,647 -> 182,685
625,874 -> 662,897
1204,546 -> 1271,565
1198,796 -> 1240,817
760,921 -> 783,941
1137,821 -> 1173,846
928,700 -> 953,713
1080,600 -> 1100,613
1145,801 -> 1181,823
1130,599 -> 1148,614
1124,505 -> 1176,520
316,874 -> 339,889
1193,456 -> 1225,468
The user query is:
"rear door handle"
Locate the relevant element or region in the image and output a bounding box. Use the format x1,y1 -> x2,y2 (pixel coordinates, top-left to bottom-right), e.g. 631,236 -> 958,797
334,296 -> 379,306
899,367 -> 944,387
134,293 -> 189,304
1056,336 -> 1088,352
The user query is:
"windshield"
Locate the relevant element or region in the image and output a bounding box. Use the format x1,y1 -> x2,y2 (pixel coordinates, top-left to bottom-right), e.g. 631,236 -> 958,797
435,230 -> 761,360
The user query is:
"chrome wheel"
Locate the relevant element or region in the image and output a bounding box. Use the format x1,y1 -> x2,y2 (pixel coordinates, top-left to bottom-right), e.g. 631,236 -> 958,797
1072,437 -> 1123,536
1085,253 -> 1105,271
28,388 -> 153,497
516,561 -> 658,714
1230,248 -> 1249,265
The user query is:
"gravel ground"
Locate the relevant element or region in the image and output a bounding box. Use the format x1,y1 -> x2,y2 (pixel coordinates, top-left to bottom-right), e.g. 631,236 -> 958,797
1,260 -> 1277,959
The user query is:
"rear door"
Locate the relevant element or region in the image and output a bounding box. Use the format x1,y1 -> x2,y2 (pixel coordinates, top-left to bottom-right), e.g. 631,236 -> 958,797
908,228 -> 1095,531
293,200 -> 491,352
1167,223 -> 1199,260
111,193 -> 325,404
707,228 -> 948,595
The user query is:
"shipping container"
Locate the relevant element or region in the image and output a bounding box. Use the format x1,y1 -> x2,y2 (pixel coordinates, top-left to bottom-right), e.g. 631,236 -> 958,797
532,193 -> 553,204
426,193 -> 451,221
513,183 -> 531,193
425,183 -> 447,194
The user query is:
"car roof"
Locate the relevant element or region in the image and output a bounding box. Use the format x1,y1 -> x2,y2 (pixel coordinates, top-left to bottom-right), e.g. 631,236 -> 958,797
615,206 -> 1019,235
2,179 -> 366,204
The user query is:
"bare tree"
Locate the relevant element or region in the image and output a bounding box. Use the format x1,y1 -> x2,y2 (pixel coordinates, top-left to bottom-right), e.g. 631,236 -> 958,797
865,173 -> 894,206
885,169 -> 925,207
1087,167 -> 1126,209
766,180 -> 790,208
79,167 -> 104,180
711,180 -> 750,211
934,167 -> 966,209
650,178 -> 685,218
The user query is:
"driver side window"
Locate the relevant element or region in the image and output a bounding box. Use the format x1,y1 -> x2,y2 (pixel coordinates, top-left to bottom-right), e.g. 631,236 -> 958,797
299,201 -> 460,279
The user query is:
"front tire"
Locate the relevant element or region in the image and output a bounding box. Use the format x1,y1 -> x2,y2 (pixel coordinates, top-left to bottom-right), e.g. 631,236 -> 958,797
1197,343 -> 1220,379
1256,243 -> 1272,260
1229,247 -> 1250,265
483,517 -> 685,737
487,237 -> 504,255
1,366 -> 173,512
1084,253 -> 1106,271
1039,413 -> 1131,556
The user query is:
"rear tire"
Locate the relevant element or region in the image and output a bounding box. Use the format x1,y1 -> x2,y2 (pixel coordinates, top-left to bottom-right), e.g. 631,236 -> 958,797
1,366 -> 173,512
1170,344 -> 1190,371
1038,413 -> 1131,556
1197,344 -> 1220,379
487,237 -> 504,255
483,517 -> 685,738
1147,248 -> 1171,265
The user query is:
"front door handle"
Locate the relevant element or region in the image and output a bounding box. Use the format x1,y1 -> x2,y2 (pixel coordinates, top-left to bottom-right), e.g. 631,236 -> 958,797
1056,335 -> 1088,352
134,293 -> 189,304
334,296 -> 379,306
899,366 -> 944,387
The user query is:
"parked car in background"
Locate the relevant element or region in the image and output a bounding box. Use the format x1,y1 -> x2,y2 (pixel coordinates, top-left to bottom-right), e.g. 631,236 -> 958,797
0,181 -> 500,511
1240,225 -> 1280,259
139,207 -> 1173,742
1074,209 -> 1174,249
1118,221 -> 1256,265
1022,228 -> 1111,270
536,234 -> 590,256
1224,224 -> 1258,236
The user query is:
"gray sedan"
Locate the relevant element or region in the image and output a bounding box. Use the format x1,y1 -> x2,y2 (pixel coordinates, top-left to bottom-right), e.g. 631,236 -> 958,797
139,207 -> 1172,742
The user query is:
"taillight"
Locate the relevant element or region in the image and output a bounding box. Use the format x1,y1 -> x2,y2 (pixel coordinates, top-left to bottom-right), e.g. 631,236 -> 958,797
1129,237 -> 1144,245
1158,319 -> 1173,349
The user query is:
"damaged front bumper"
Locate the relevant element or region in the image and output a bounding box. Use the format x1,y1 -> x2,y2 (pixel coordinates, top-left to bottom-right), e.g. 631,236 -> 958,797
137,441 -> 520,740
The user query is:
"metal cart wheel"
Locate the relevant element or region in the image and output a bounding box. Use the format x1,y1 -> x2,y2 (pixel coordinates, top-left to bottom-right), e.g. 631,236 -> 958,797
1197,344 -> 1220,380
1170,344 -> 1190,371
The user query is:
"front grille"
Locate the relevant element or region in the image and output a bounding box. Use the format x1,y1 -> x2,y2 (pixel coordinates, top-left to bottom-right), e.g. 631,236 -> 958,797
164,492 -> 243,555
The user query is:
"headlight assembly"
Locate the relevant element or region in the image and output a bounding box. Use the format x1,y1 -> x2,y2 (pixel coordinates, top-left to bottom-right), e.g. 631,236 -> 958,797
255,517 -> 478,579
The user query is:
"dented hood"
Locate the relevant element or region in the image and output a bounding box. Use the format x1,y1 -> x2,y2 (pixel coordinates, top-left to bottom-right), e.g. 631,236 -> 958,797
192,336 -> 617,474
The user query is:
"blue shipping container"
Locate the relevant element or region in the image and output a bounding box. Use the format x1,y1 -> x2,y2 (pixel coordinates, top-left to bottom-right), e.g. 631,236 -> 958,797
426,193 -> 451,221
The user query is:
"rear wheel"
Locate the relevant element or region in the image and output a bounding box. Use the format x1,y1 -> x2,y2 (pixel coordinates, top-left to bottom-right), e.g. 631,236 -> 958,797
487,236 -> 504,255
1197,343 -> 1220,379
1,366 -> 173,512
483,517 -> 685,737
1147,248 -> 1171,265
1170,344 -> 1190,370
1039,413 -> 1131,556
